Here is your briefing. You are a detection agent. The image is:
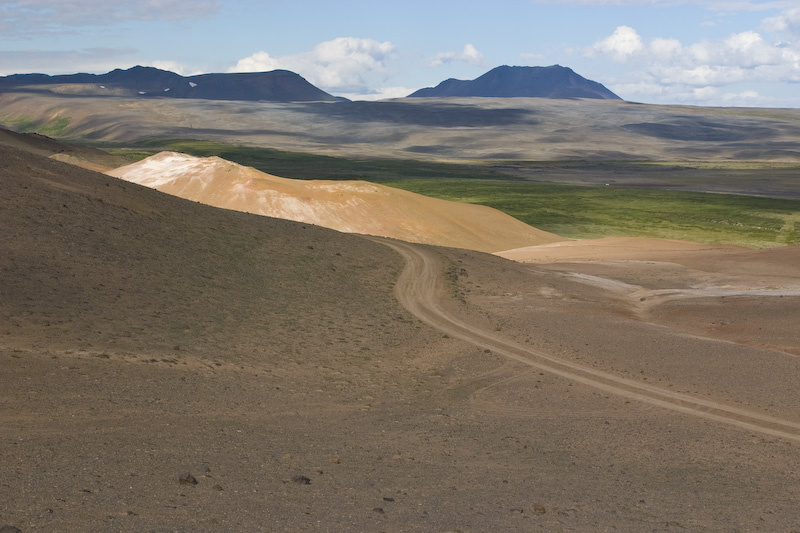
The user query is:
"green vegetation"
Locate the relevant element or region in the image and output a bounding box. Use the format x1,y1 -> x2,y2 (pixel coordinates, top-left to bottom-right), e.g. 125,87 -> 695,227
102,139 -> 514,181
95,139 -> 799,248
374,178 -> 800,248
1,115 -> 71,136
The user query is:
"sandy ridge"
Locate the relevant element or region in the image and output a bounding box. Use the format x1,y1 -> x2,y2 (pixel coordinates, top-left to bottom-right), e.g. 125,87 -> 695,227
107,151 -> 563,253
379,237 -> 800,443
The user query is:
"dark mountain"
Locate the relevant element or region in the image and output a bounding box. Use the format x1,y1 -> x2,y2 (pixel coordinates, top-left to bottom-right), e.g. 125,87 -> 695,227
0,65 -> 342,102
408,65 -> 621,100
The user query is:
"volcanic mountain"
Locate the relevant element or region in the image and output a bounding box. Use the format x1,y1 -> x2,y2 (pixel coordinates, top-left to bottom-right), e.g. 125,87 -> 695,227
408,65 -> 621,99
106,152 -> 563,253
0,65 -> 340,102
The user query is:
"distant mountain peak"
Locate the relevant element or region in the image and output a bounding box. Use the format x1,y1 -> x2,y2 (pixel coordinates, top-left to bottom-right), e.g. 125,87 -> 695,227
0,65 -> 342,103
408,65 -> 621,100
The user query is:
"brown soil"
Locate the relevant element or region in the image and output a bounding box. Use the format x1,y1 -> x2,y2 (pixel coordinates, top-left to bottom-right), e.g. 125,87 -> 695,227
2,144 -> 800,531
106,152 -> 563,253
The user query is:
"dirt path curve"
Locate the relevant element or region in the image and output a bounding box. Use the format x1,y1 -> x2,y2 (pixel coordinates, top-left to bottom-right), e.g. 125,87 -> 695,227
376,238 -> 800,444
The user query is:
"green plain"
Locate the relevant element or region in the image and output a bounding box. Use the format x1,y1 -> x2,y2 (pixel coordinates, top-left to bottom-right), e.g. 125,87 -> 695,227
374,178 -> 800,248
98,139 -> 800,248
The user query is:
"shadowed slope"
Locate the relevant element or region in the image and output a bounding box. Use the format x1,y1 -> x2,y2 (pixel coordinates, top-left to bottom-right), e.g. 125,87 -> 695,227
0,144 -> 407,359
106,151 -> 564,253
0,126 -> 128,170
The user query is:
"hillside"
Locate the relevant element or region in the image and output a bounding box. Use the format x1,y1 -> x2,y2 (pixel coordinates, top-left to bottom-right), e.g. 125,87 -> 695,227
0,126 -> 129,170
3,142 -> 800,531
106,151 -> 563,253
408,65 -> 621,99
0,65 -> 340,102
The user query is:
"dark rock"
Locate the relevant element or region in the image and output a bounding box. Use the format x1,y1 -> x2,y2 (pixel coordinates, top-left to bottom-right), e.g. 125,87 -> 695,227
291,475 -> 311,485
178,473 -> 198,485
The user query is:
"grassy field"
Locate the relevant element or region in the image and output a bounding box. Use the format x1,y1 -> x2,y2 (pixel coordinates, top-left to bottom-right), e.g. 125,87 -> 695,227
375,178 -> 800,247
1,114 -> 72,137
98,139 -> 800,248
103,139 -> 515,181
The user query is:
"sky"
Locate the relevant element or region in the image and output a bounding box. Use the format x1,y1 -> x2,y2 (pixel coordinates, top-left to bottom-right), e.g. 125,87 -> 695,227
1,0 -> 799,107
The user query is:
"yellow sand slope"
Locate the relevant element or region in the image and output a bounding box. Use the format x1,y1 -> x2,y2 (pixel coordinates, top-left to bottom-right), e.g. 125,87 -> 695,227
107,151 -> 564,253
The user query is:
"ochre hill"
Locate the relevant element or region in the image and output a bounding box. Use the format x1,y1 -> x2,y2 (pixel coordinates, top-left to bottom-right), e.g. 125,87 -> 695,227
107,151 -> 564,253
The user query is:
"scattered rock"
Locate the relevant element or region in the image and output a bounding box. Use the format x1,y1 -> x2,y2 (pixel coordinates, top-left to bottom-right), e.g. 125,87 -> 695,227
179,473 -> 198,485
291,475 -> 311,485
0,526 -> 22,533
533,504 -> 547,515
373,507 -> 385,514
383,497 -> 395,502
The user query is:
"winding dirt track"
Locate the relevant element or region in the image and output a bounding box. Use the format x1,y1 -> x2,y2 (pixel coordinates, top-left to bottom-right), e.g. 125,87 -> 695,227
378,238 -> 800,444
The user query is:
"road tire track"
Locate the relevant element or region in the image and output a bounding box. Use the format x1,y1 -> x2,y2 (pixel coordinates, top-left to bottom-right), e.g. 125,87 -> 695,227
378,238 -> 800,443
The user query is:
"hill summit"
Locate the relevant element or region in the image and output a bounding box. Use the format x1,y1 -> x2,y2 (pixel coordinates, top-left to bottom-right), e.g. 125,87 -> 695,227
0,65 -> 341,102
106,151 -> 564,253
408,65 -> 621,100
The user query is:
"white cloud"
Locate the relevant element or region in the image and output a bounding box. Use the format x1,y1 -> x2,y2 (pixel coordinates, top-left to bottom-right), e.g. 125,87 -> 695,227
230,37 -> 397,94
649,37 -> 682,60
428,44 -> 486,67
762,7 -> 800,36
229,51 -> 284,73
586,22 -> 800,103
337,86 -> 415,101
150,61 -> 205,77
587,26 -> 644,61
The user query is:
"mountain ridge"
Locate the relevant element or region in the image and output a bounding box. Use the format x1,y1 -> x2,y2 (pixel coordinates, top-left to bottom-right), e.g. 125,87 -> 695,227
409,65 -> 621,100
0,65 -> 342,102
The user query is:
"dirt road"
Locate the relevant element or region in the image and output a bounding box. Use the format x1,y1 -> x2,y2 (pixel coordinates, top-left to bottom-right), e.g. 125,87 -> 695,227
379,238 -> 800,444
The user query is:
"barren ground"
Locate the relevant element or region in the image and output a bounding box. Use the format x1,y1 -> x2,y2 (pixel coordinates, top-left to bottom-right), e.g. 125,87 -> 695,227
2,141 -> 800,531
3,92 -> 800,164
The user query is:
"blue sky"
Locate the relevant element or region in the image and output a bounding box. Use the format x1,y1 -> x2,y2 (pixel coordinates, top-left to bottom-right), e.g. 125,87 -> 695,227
1,0 -> 799,107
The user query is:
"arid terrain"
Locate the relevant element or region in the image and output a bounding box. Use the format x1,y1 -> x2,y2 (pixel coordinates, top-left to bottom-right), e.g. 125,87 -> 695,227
2,114 -> 800,533
105,151 -> 562,253
3,91 -> 800,163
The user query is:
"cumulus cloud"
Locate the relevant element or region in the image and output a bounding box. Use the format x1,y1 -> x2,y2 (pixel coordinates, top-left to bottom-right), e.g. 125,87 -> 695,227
150,61 -> 205,77
587,25 -> 644,61
337,86 -> 415,101
762,7 -> 800,36
230,37 -> 397,94
427,44 -> 486,67
586,19 -> 800,104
